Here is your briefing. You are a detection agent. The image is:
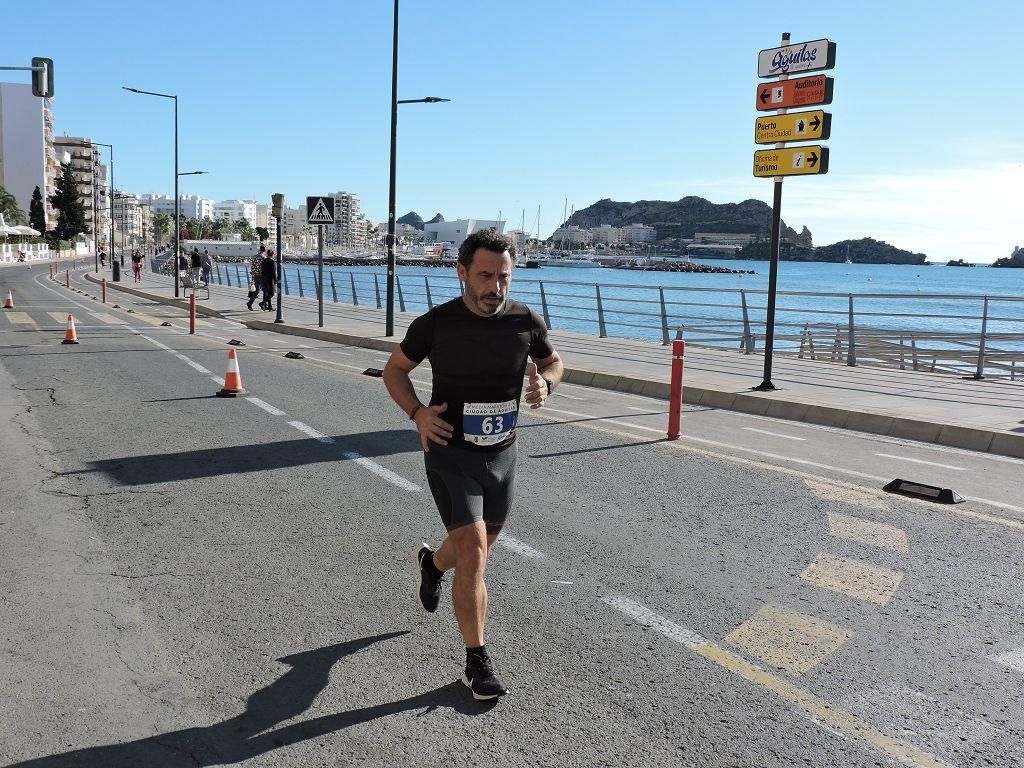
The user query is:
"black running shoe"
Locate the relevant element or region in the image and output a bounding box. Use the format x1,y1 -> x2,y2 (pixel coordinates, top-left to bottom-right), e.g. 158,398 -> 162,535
414,543 -> 442,613
463,654 -> 508,701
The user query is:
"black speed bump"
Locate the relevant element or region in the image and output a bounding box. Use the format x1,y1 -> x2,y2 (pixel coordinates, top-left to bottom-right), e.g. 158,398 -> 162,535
227,339 -> 246,346
362,368 -> 383,378
284,351 -> 305,359
883,478 -> 965,504
161,321 -> 173,327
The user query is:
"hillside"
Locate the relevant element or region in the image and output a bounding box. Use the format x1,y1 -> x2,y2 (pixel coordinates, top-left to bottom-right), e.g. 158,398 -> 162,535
565,197 -> 809,245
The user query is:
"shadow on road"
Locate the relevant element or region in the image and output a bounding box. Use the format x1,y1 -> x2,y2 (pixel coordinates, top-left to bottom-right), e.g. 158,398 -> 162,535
8,631 -> 493,767
68,429 -> 421,486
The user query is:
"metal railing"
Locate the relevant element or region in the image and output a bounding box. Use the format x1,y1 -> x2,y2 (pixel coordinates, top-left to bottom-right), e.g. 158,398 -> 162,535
204,265 -> 1024,380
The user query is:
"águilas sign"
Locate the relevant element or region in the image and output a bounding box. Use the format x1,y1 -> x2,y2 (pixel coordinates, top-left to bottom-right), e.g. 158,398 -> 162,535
758,39 -> 836,78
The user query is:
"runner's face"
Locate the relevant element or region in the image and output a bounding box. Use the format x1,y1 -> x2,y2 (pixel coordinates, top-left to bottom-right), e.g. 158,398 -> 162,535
459,249 -> 513,316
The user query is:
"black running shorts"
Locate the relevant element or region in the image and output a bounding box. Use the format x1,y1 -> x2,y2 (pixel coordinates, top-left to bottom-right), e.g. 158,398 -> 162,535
423,440 -> 517,533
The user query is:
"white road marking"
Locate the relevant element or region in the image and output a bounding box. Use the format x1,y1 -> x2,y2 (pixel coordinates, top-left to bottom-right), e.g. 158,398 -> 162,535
341,450 -> 422,492
553,391 -> 586,401
497,535 -> 546,560
542,406 -> 665,434
246,397 -> 285,416
551,580 -> 574,585
991,647 -> 1024,675
174,353 -> 211,375
743,427 -> 806,441
628,405 -> 664,413
288,420 -> 334,443
603,594 -> 708,649
874,453 -> 965,471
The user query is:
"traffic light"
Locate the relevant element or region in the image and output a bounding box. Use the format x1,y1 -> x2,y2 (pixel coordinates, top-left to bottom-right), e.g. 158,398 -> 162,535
31,57 -> 53,98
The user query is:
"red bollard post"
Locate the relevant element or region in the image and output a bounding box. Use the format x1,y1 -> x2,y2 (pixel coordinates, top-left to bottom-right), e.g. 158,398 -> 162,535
667,338 -> 685,440
101,278 -> 107,303
65,271 -> 70,288
189,294 -> 196,335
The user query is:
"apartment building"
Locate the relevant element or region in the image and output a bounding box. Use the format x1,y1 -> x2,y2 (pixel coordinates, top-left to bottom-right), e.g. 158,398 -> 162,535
53,135 -> 108,244
139,194 -> 213,221
213,199 -> 257,225
0,82 -> 58,229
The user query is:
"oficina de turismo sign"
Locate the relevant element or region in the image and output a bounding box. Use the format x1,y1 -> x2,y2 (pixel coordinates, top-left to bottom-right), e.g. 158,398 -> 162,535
758,38 -> 836,78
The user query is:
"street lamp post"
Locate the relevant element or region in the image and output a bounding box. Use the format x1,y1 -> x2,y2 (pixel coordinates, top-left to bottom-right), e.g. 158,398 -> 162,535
385,0 -> 449,337
123,86 -> 179,295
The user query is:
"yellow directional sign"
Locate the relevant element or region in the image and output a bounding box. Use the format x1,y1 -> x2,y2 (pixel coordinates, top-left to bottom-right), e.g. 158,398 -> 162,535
754,110 -> 831,144
753,146 -> 829,178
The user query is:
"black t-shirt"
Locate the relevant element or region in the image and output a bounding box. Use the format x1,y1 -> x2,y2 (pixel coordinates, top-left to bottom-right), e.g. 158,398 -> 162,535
401,297 -> 554,451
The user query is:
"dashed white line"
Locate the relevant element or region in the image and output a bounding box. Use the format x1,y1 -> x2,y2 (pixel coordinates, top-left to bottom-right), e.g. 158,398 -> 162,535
991,647 -> 1024,675
743,427 -> 806,441
875,453 -> 965,471
341,451 -> 422,492
288,420 -> 334,443
627,405 -> 664,413
603,594 -> 708,649
174,353 -> 211,374
247,397 -> 286,416
497,535 -> 545,560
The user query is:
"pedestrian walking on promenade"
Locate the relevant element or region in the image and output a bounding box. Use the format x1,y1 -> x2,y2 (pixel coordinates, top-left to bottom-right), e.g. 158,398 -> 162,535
131,250 -> 143,283
247,245 -> 265,311
177,251 -> 188,273
99,251 -> 106,268
260,249 -> 277,311
383,229 -> 564,701
201,249 -> 213,285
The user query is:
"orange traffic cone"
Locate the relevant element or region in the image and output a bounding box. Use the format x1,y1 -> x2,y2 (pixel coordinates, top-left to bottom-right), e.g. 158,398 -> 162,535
2,290 -> 13,309
216,347 -> 245,397
61,314 -> 79,345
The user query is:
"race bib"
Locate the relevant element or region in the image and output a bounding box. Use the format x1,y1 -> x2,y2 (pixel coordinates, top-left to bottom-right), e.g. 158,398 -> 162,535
463,399 -> 518,446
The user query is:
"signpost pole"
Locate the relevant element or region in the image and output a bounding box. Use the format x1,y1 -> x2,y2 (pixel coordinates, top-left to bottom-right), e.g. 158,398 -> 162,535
754,31 -> 790,392
318,224 -> 324,328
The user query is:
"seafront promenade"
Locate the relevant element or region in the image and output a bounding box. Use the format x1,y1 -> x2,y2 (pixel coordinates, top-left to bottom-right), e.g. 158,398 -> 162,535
89,264 -> 1024,459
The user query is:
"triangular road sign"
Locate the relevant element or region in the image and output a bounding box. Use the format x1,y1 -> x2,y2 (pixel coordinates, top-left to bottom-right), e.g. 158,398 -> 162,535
306,196 -> 335,224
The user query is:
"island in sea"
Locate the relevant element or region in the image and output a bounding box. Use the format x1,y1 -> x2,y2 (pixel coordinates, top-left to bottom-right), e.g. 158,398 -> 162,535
563,197 -> 926,264
993,246 -> 1024,268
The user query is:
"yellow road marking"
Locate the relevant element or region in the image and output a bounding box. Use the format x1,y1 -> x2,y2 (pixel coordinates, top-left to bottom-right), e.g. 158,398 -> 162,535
3,312 -> 39,329
828,511 -> 909,553
723,604 -> 852,676
125,312 -> 165,326
693,644 -> 952,768
805,477 -> 888,511
800,553 -> 904,606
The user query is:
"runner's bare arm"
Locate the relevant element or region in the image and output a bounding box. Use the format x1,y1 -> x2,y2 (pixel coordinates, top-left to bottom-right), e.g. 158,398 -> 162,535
524,351 -> 564,408
383,347 -> 453,451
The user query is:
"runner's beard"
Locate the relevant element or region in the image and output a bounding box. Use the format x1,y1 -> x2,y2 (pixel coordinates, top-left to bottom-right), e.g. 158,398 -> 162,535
465,283 -> 505,315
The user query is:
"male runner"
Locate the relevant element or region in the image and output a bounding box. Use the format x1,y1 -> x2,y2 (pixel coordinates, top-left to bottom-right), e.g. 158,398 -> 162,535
383,229 -> 563,700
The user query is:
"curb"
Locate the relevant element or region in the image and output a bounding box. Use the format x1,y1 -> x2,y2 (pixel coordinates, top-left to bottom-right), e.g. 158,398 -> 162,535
86,276 -> 1024,460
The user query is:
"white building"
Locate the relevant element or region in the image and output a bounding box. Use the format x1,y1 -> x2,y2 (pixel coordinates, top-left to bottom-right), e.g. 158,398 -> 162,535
552,225 -> 592,245
505,229 -> 529,254
139,194 -> 213,221
424,219 -> 505,249
111,191 -> 142,244
618,223 -> 657,243
0,83 -> 58,230
213,199 -> 257,225
321,191 -> 369,249
587,224 -> 619,245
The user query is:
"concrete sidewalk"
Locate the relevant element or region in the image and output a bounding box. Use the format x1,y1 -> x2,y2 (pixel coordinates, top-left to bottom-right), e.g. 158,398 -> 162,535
84,268 -> 1024,459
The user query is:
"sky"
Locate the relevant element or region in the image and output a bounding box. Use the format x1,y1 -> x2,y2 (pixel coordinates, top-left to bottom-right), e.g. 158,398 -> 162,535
5,0 -> 1023,263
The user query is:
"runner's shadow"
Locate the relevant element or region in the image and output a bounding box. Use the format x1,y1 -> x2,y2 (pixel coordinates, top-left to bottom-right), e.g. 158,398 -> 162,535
7,631 -> 493,767
66,429 -> 422,486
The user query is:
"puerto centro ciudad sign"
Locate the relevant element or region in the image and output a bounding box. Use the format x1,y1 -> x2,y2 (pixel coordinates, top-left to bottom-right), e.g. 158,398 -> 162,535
758,38 -> 836,78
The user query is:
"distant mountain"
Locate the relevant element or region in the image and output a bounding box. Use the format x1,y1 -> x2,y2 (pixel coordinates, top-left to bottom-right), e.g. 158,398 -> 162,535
565,196 -> 808,245
427,213 -> 445,224
737,237 -> 927,265
397,211 -> 425,230
993,246 -> 1024,268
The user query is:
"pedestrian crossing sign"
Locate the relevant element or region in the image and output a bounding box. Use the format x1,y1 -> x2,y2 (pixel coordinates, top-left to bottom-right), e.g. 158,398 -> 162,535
306,196 -> 335,225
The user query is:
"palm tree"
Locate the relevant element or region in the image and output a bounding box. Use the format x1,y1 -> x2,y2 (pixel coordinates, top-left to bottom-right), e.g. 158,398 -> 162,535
0,185 -> 27,225
154,212 -> 171,245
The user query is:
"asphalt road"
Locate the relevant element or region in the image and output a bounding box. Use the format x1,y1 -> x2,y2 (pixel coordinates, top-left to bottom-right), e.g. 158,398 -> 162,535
0,264 -> 1022,768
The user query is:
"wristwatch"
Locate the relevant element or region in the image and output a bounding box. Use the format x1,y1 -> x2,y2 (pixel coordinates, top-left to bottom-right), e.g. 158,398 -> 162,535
543,378 -> 553,395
